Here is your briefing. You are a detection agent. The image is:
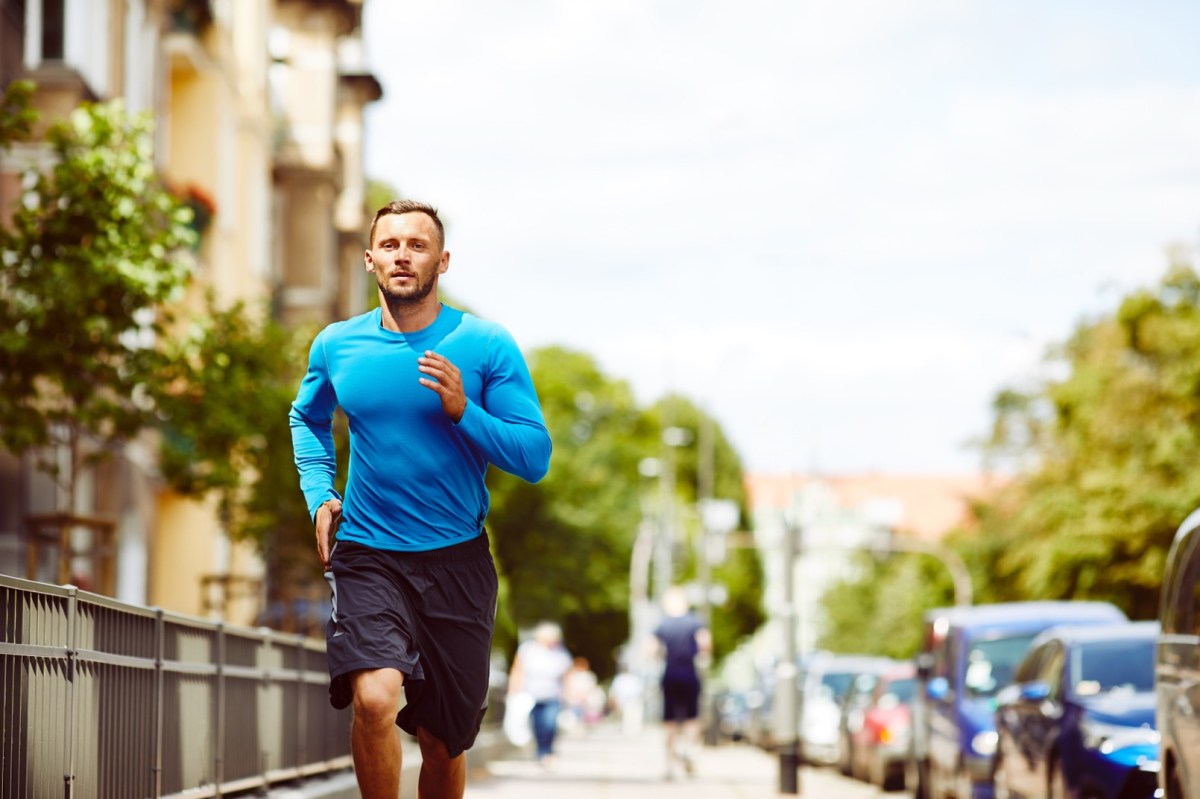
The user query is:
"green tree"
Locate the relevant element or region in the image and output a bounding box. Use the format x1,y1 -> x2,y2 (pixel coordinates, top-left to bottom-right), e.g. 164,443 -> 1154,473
971,258 -> 1200,619
0,80 -> 36,147
817,550 -> 955,658
486,353 -> 764,676
486,346 -> 657,676
0,91 -> 318,620
645,394 -> 764,661
818,256 -> 1200,642
154,309 -> 355,627
0,98 -> 195,516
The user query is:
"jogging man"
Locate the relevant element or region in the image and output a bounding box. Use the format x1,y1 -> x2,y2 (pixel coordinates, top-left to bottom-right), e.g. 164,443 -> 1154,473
290,199 -> 551,799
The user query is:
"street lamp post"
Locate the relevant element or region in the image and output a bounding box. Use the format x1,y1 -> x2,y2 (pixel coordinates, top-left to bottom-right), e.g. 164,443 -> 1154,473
777,514 -> 801,794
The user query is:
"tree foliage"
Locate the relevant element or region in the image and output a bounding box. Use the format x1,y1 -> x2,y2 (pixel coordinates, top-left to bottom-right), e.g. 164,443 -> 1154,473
152,299 -> 306,529
486,348 -> 764,677
0,98 -> 195,504
818,550 -> 954,658
972,258 -> 1200,619
486,346 -> 655,673
817,255 -> 1200,651
0,81 -> 36,147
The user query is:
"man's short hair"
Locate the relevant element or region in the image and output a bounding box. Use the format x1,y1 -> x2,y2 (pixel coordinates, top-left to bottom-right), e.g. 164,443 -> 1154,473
368,200 -> 445,249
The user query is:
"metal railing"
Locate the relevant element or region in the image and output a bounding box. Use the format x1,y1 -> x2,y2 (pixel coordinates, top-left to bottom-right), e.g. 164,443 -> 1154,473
0,574 -> 351,799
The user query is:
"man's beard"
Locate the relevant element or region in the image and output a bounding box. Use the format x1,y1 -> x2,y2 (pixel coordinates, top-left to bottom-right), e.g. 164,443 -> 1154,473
377,271 -> 435,305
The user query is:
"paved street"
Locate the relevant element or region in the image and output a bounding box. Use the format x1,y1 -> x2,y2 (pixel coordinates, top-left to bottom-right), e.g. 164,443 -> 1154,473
465,723 -> 898,799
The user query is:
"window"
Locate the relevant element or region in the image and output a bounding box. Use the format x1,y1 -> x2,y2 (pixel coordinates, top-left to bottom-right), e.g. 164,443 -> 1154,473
39,0 -> 61,59
1072,639 -> 1155,696
23,0 -> 109,95
964,634 -> 1037,699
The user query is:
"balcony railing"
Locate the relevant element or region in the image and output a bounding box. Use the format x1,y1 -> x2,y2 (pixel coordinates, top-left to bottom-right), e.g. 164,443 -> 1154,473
0,574 -> 351,798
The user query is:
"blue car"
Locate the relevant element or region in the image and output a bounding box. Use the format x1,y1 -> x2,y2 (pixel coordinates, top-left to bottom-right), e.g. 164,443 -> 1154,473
993,621 -> 1160,799
912,601 -> 1128,799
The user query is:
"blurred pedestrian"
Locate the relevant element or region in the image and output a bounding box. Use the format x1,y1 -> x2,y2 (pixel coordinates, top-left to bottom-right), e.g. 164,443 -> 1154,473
654,586 -> 712,779
608,665 -> 646,737
290,199 -> 551,799
508,622 -> 573,767
563,656 -> 599,732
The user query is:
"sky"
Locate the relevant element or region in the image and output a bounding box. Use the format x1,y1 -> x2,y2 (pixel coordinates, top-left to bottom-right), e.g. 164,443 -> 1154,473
360,1 -> 1200,477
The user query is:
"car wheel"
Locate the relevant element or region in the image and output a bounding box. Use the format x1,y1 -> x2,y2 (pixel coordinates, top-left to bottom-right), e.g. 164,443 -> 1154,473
881,759 -> 904,793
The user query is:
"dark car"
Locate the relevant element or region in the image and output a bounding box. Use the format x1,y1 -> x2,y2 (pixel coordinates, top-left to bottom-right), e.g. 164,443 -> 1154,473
910,601 -> 1128,799
993,621 -> 1160,799
848,660 -> 917,791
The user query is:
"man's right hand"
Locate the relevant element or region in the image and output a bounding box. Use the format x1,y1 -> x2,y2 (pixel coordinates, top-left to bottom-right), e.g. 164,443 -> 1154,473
315,499 -> 343,571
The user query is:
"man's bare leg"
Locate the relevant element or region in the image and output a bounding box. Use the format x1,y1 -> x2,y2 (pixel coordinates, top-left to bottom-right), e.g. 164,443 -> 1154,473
351,668 -> 405,799
679,718 -> 700,773
416,726 -> 467,799
664,720 -> 681,777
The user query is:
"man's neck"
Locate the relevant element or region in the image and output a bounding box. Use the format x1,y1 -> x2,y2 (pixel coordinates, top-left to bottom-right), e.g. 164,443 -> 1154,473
379,296 -> 442,332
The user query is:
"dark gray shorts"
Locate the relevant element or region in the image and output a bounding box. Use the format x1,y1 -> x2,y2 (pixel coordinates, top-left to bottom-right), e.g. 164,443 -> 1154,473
324,533 -> 498,758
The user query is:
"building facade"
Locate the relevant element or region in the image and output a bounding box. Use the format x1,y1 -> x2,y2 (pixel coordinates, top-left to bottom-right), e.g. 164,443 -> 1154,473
0,0 -> 380,625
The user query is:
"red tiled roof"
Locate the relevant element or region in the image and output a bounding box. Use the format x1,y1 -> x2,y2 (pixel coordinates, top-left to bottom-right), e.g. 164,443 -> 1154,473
744,471 -> 1007,542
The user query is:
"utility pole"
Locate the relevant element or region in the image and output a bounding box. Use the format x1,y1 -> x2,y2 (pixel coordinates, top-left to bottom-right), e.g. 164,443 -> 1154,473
777,515 -> 801,794
697,411 -> 716,746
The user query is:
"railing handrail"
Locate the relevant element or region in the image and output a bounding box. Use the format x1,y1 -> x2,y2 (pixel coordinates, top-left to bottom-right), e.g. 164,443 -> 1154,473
0,572 -> 351,798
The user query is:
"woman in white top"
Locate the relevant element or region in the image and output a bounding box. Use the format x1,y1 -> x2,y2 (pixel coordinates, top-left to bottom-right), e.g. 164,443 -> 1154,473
508,621 -> 572,765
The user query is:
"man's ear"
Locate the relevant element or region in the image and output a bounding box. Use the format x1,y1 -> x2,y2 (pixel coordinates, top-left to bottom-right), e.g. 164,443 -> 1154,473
364,249 -> 375,271
438,250 -> 451,275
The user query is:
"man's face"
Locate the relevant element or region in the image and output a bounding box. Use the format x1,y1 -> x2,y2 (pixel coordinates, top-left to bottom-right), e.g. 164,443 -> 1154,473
365,212 -> 448,304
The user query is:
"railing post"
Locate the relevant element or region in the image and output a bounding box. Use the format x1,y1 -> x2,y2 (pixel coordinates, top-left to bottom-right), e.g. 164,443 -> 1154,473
261,628 -> 271,791
152,608 -> 164,799
215,623 -> 225,797
63,586 -> 78,799
295,633 -> 308,773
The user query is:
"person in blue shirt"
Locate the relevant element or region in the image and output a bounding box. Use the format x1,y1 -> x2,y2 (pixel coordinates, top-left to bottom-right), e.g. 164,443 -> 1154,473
290,199 -> 551,799
654,586 -> 712,780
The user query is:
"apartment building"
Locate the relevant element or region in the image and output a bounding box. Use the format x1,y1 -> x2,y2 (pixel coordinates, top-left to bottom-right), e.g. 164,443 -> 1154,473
0,0 -> 380,625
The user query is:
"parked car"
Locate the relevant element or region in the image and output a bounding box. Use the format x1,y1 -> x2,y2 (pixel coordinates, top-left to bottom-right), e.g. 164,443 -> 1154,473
837,661 -> 891,776
848,660 -> 916,791
800,652 -> 892,766
714,689 -> 753,742
910,601 -> 1128,799
993,621 -> 1159,799
1158,506 -> 1200,799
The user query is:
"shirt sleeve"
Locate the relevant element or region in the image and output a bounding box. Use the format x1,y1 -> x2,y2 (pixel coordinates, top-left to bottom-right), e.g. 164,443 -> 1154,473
289,329 -> 342,521
454,324 -> 552,483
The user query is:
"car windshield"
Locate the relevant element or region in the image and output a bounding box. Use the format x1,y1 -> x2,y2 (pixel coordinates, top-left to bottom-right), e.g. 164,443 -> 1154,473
819,672 -> 855,702
884,677 -> 916,704
1071,639 -> 1155,696
965,635 -> 1036,699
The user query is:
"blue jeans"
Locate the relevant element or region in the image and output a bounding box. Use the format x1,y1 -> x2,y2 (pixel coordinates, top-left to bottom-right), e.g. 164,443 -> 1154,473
530,699 -> 560,759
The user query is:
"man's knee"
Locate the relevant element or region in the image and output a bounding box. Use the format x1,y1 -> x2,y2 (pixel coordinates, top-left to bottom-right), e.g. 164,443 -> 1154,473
352,669 -> 404,725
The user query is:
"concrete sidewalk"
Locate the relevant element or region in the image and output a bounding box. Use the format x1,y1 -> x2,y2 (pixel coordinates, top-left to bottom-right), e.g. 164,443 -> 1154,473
465,723 -> 890,799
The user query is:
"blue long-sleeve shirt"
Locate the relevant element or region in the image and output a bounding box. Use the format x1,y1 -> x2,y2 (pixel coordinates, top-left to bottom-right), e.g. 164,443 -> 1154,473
289,305 -> 551,551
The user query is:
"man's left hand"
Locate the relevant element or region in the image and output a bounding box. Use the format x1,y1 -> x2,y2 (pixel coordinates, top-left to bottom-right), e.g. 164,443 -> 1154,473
418,350 -> 466,422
